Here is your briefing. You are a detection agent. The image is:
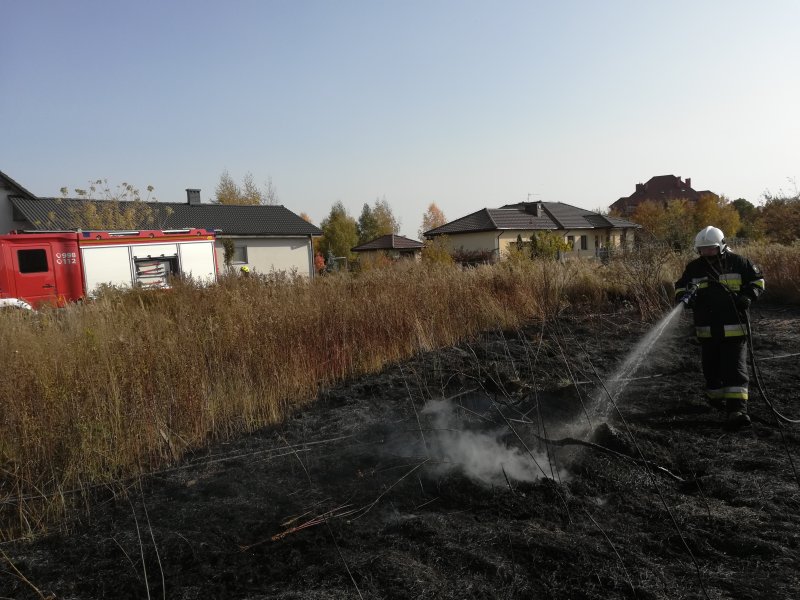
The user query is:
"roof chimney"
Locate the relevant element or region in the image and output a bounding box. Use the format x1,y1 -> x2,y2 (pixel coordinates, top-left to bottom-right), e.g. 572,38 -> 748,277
685,177 -> 691,189
524,202 -> 541,217
186,189 -> 201,205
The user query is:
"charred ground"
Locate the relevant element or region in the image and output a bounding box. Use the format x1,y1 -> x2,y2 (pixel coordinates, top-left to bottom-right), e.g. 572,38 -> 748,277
2,304 -> 799,599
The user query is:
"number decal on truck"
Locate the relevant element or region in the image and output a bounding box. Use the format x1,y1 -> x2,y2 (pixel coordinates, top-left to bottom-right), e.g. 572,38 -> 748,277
55,252 -> 78,265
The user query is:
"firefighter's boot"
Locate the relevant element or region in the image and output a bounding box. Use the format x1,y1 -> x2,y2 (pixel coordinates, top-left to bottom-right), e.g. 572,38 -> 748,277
723,411 -> 751,432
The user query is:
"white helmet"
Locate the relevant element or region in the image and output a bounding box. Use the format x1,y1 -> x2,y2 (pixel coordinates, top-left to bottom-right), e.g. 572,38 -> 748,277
694,226 -> 727,254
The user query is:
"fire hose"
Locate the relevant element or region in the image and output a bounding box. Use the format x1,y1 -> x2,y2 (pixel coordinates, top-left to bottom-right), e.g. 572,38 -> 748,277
693,279 -> 800,425
743,309 -> 800,424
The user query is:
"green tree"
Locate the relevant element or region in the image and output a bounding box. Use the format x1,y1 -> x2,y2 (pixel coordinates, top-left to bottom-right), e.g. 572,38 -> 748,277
357,197 -> 400,244
319,201 -> 359,261
222,238 -> 236,268
732,198 -> 757,222
419,203 -> 446,239
356,203 -> 378,245
530,231 -> 571,259
731,198 -> 762,239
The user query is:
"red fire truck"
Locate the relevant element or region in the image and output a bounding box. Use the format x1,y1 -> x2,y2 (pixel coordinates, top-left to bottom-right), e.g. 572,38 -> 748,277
0,228 -> 218,309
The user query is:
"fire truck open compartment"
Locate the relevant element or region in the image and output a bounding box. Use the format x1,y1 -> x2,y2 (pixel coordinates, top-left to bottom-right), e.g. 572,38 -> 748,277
133,256 -> 178,288
129,243 -> 179,289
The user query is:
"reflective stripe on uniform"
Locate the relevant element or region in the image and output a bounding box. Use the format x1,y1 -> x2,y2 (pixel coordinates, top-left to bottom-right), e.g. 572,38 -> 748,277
720,386 -> 748,400
723,324 -> 747,337
696,324 -> 747,338
752,278 -> 765,290
719,273 -> 742,291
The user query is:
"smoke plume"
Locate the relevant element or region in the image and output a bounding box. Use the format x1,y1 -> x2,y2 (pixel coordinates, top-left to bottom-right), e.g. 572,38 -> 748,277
416,398 -> 561,486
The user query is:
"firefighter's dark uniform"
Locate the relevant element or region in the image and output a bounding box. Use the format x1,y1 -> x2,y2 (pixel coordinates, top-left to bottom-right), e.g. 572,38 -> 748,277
674,251 -> 765,414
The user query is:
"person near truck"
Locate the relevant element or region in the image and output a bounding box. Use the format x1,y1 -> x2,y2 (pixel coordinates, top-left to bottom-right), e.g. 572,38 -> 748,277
674,226 -> 765,431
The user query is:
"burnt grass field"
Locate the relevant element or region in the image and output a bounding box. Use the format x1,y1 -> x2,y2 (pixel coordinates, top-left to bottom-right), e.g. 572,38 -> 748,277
2,304 -> 799,600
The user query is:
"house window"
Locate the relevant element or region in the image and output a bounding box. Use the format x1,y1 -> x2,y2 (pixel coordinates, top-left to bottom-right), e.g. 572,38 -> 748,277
594,236 -> 599,249
232,245 -> 248,264
18,249 -> 49,273
580,235 -> 587,251
567,235 -> 574,250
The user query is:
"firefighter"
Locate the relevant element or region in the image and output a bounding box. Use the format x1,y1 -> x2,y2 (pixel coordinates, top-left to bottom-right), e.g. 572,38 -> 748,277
240,265 -> 251,277
675,226 -> 765,431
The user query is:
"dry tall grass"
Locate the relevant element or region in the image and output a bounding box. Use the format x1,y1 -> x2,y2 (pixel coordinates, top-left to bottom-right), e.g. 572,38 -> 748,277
738,242 -> 800,303
0,246 -> 796,538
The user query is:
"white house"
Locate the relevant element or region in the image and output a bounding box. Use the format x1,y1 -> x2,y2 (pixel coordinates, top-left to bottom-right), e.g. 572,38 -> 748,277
424,201 -> 640,260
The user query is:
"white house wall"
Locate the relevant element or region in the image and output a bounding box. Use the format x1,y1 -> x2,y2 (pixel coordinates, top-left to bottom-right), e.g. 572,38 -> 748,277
497,230 -> 555,257
561,229 -> 603,258
215,237 -> 314,277
446,227 -> 636,260
442,231 -> 501,255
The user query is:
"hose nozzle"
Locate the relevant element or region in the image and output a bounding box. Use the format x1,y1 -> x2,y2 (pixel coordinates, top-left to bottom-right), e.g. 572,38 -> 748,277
681,283 -> 698,306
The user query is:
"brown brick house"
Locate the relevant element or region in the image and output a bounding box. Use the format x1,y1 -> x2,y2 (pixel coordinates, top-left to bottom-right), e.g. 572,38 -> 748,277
610,175 -> 719,216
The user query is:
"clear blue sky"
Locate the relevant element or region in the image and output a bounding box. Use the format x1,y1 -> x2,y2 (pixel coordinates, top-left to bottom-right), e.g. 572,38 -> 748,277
3,0 -> 798,237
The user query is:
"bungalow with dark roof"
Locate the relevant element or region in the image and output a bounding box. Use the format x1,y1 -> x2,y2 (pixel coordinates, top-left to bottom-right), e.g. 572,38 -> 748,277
424,201 -> 639,261
0,170 -> 322,277
351,234 -> 424,261
610,175 -> 719,217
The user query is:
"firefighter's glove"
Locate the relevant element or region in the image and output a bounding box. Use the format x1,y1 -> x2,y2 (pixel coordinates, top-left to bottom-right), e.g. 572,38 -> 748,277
735,293 -> 752,311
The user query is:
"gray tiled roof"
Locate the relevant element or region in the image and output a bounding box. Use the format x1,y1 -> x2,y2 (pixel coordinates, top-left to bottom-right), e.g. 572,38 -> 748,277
425,202 -> 639,236
10,197 -> 322,236
352,234 -> 423,252
423,208 -> 498,235
489,207 -> 557,230
588,214 -> 639,228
